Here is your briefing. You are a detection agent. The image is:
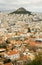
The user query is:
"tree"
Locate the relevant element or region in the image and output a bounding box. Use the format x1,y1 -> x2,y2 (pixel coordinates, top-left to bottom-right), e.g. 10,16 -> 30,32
26,52 -> 42,65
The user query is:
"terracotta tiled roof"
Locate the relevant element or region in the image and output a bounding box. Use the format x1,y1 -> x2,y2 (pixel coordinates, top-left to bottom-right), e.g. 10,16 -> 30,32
29,41 -> 36,46
19,55 -> 29,60
7,49 -> 20,55
4,62 -> 12,65
24,40 -> 29,44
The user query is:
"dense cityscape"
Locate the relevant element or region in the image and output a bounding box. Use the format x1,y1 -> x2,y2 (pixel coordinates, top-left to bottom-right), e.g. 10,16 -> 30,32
0,7 -> 42,65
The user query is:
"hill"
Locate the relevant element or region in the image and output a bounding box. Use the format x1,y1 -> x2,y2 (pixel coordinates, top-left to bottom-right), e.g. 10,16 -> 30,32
10,7 -> 31,15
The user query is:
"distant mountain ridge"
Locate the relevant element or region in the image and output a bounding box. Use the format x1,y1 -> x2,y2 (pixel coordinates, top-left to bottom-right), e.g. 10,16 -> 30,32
10,7 -> 31,15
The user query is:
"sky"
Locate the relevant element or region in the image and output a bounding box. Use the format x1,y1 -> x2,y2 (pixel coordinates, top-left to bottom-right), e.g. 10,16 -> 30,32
0,0 -> 42,12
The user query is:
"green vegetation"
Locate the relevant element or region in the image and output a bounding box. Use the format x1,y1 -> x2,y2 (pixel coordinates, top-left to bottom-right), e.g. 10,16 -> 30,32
0,43 -> 7,48
9,7 -> 31,15
26,52 -> 42,65
10,11 -> 31,15
6,39 -> 10,44
27,28 -> 31,33
26,60 -> 42,65
4,59 -> 11,64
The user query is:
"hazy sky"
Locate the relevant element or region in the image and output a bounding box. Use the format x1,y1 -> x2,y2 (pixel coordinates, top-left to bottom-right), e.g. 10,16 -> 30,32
0,0 -> 42,12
